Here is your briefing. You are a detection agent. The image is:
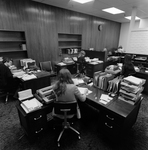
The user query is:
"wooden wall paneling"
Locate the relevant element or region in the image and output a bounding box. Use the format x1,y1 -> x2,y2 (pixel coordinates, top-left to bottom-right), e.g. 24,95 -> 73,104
0,0 -> 121,65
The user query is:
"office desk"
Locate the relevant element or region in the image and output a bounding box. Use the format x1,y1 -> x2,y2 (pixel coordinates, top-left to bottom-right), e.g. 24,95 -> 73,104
19,71 -> 51,94
16,85 -> 142,139
16,102 -> 53,140
84,86 -> 142,137
55,63 -> 77,74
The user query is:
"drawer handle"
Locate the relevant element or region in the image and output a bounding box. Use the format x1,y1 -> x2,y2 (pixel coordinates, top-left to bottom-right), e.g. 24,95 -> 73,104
106,115 -> 114,120
35,128 -> 43,134
34,115 -> 42,120
105,123 -> 113,129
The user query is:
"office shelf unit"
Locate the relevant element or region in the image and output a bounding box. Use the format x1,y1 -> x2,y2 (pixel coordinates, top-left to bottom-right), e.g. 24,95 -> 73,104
58,33 -> 82,55
0,30 -> 28,59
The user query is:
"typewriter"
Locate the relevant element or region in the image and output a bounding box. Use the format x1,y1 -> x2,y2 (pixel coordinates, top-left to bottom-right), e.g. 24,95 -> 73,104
36,86 -> 56,104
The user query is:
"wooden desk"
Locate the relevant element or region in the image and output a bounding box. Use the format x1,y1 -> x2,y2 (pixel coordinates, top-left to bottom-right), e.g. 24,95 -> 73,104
19,71 -> 51,94
16,85 -> 142,139
55,63 -> 77,74
16,102 -> 53,140
84,86 -> 142,137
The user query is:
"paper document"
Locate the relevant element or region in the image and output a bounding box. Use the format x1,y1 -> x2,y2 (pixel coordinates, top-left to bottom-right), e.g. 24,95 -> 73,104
99,94 -> 113,105
21,98 -> 43,113
21,74 -> 37,81
58,62 -> 66,66
18,89 -> 33,101
78,87 -> 92,95
72,78 -> 84,85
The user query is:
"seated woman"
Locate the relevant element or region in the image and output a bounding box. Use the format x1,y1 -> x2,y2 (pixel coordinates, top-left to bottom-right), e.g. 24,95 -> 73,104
52,68 -> 86,119
121,54 -> 136,77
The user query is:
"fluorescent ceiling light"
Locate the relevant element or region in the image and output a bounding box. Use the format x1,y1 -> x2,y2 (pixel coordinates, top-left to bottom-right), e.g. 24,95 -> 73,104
125,16 -> 140,20
72,0 -> 94,4
102,7 -> 124,14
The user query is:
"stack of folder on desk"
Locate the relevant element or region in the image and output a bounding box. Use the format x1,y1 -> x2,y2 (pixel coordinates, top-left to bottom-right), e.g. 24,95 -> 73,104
118,76 -> 145,105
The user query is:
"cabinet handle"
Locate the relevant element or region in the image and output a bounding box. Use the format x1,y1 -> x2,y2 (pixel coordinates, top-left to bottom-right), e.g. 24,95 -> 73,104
105,122 -> 113,129
34,115 -> 42,120
106,115 -> 114,120
35,128 -> 43,134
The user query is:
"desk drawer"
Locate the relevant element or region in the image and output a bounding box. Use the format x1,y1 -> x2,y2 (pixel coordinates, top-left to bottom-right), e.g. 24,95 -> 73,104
29,125 -> 47,136
101,112 -> 124,125
29,111 -> 45,121
99,120 -> 121,136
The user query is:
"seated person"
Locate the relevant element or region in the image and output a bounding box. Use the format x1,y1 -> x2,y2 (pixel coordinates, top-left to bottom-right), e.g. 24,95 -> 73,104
0,57 -> 20,97
121,54 -> 136,77
52,68 -> 86,119
77,50 -> 86,75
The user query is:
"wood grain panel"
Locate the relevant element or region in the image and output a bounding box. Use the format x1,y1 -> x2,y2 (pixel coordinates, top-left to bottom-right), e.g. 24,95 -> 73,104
0,0 -> 121,65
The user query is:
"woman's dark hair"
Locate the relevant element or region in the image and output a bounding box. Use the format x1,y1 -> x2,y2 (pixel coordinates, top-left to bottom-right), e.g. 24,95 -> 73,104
55,68 -> 74,96
124,54 -> 132,65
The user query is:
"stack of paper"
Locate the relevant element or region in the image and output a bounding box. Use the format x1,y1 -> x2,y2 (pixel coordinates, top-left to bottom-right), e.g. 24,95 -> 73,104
12,70 -> 26,78
58,62 -> 66,66
21,74 -> 37,81
72,78 -> 84,85
99,94 -> 113,105
21,98 -> 43,113
78,87 -> 92,95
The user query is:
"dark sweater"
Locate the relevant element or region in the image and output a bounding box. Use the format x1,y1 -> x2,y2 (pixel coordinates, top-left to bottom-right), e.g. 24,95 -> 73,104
0,63 -> 13,88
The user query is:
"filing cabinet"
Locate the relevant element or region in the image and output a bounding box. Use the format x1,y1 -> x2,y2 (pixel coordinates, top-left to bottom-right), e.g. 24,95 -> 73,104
86,63 -> 103,78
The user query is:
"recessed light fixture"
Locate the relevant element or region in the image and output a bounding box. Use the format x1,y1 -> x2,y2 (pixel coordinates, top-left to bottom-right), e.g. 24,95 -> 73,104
72,0 -> 94,4
102,7 -> 124,14
125,16 -> 140,20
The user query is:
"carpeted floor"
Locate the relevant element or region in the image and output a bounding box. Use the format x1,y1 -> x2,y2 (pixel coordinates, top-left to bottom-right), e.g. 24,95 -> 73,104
0,94 -> 148,150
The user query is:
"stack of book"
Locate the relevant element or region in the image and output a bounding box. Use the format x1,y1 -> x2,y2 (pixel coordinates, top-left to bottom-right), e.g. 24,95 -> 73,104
118,76 -> 145,105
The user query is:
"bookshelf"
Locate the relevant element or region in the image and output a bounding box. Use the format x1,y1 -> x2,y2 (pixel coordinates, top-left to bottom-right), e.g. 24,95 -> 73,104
0,30 -> 28,59
58,33 -> 82,55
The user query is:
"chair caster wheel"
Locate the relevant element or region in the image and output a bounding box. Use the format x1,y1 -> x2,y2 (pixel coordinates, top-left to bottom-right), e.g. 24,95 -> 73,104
58,143 -> 60,147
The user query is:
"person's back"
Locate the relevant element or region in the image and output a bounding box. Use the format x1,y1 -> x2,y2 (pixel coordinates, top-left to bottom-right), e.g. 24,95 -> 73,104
57,84 -> 85,102
0,62 -> 12,89
121,54 -> 135,77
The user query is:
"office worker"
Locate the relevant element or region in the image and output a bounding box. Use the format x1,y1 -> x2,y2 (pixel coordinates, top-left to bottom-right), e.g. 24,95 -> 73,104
0,57 -> 13,89
0,57 -> 20,97
77,50 -> 86,75
121,54 -> 136,77
52,68 -> 86,118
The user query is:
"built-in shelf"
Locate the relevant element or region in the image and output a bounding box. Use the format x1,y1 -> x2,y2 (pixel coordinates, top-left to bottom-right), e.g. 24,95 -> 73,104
0,30 -> 28,59
58,33 -> 82,55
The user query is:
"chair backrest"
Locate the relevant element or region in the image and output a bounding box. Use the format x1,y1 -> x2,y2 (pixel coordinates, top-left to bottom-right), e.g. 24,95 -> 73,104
54,101 -> 77,116
40,61 -> 53,72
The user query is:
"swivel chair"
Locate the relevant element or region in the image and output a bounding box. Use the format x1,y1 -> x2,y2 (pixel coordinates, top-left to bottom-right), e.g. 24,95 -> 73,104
0,89 -> 9,104
53,101 -> 80,147
75,57 -> 86,78
39,61 -> 56,77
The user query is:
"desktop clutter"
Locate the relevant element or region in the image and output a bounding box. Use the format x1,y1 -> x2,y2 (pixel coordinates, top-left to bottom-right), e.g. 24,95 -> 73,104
12,58 -> 46,81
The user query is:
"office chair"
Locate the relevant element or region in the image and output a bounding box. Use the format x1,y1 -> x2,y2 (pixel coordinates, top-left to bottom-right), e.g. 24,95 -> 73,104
53,101 -> 80,147
39,61 -> 56,77
74,58 -> 86,78
0,88 -> 10,104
